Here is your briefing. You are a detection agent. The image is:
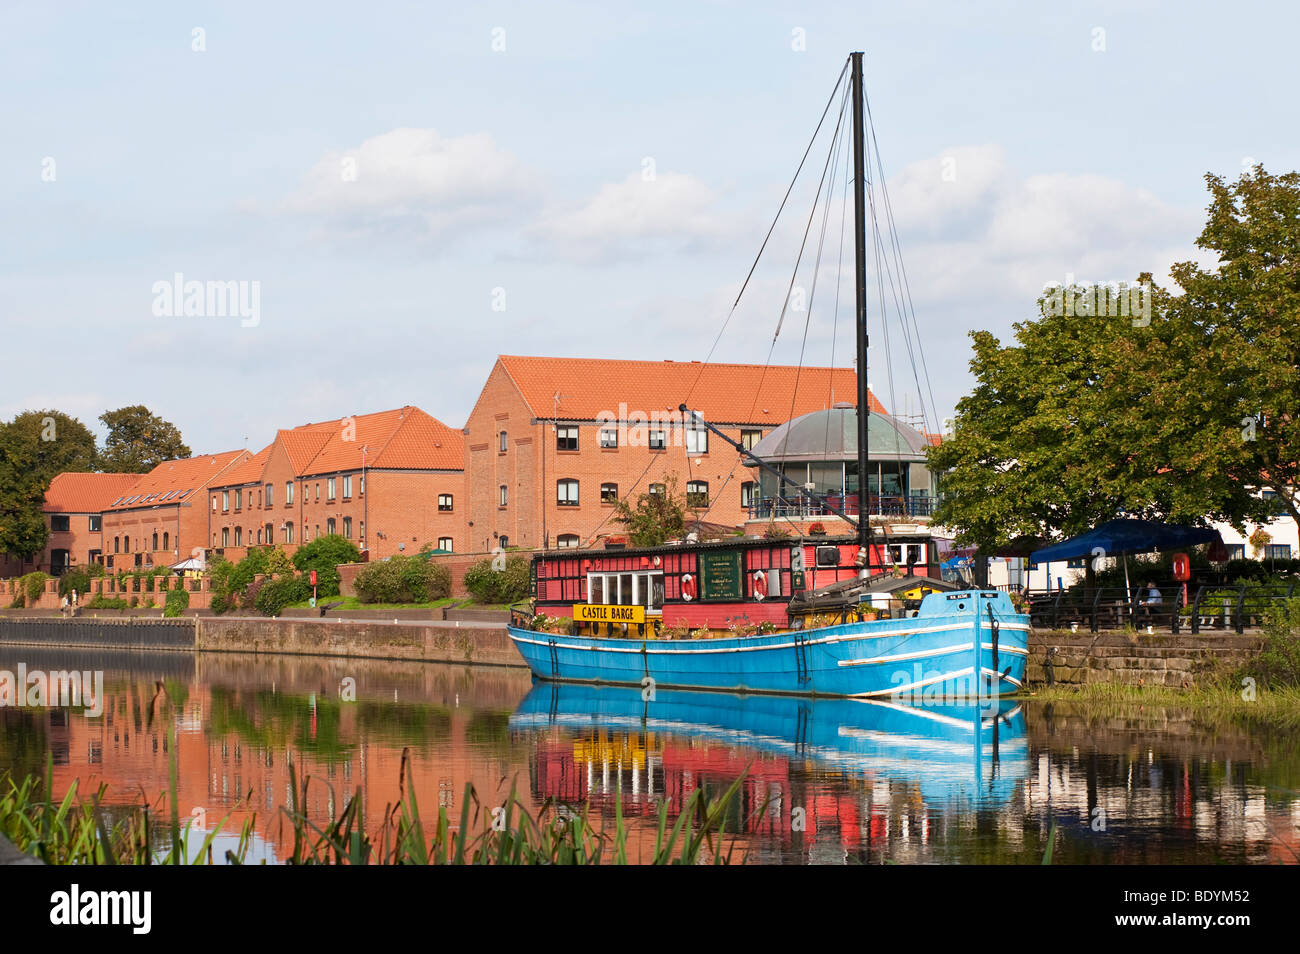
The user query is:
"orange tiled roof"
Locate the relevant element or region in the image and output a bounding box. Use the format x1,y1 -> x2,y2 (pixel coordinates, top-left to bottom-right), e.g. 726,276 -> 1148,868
495,355 -> 887,424
211,444 -> 273,488
43,473 -> 142,514
297,407 -> 463,475
106,451 -> 249,511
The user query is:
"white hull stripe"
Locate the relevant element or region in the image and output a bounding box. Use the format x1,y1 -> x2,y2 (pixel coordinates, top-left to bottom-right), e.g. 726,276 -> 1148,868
980,642 -> 1029,656
838,643 -> 974,667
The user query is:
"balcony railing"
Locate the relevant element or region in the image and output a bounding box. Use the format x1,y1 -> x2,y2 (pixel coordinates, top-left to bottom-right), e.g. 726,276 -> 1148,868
748,494 -> 941,521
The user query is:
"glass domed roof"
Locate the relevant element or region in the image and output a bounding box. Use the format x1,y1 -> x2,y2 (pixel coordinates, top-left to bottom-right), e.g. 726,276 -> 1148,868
745,405 -> 930,464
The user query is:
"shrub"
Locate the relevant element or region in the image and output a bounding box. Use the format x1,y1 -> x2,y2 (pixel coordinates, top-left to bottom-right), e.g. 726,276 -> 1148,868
86,596 -> 127,610
210,592 -> 232,615
354,556 -> 451,604
163,588 -> 190,617
254,576 -> 310,617
292,535 -> 362,597
22,572 -> 49,604
463,555 -> 530,604
85,563 -> 106,578
128,597 -> 138,609
1243,598 -> 1300,689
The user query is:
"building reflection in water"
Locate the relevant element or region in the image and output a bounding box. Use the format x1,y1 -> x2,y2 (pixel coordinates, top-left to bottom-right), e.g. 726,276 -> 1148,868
1,650 -> 1297,864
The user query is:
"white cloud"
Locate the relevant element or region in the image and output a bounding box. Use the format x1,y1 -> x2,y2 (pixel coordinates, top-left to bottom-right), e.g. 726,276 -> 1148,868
282,128 -> 537,241
529,171 -> 729,262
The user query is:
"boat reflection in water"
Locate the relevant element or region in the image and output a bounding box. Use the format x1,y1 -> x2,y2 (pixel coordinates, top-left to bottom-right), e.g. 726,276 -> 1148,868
510,682 -> 1029,862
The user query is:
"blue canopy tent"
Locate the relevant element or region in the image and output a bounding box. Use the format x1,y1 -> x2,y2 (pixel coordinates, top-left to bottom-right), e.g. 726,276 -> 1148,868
1029,519 -> 1222,601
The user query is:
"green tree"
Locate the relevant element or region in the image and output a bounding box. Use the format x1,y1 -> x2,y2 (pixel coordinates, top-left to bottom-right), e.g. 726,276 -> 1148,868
0,410 -> 98,559
612,474 -> 690,547
931,165 -> 1300,550
97,406 -> 191,473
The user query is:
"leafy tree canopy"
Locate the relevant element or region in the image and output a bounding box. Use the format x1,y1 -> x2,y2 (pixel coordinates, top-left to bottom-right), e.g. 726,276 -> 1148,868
98,405 -> 191,473
0,410 -> 97,558
929,165 -> 1300,549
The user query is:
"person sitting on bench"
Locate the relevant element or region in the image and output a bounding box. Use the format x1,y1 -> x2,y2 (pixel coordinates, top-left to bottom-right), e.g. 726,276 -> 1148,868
1138,581 -> 1163,618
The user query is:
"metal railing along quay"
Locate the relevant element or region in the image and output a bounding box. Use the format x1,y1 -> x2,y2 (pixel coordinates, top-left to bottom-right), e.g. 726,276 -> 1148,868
1026,581 -> 1299,633
749,494 -> 941,520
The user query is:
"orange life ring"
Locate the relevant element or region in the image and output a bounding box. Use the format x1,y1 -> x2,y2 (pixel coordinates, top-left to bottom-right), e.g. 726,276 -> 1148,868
752,570 -> 768,600
681,573 -> 696,601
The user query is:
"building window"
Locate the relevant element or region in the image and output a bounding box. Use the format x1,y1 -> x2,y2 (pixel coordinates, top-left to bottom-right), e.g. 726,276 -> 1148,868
151,532 -> 158,551
556,425 -> 578,452
234,527 -> 242,547
327,518 -> 336,535
256,528 -> 263,545
235,489 -> 243,510
315,482 -> 320,501
223,491 -> 230,511
1265,544 -> 1292,560
343,517 -> 352,539
1225,544 -> 1245,560
51,515 -> 70,532
741,429 -> 763,451
89,515 -> 102,532
557,534 -> 580,549
327,478 -> 336,500
359,474 -> 365,496
557,479 -> 579,507
265,483 -> 273,507
649,430 -> 666,451
163,532 -> 169,551
285,523 -> 294,544
315,524 -> 321,540
600,482 -> 619,503
438,494 -> 454,511
686,481 -> 709,507
741,481 -> 756,508
438,537 -> 454,551
265,524 -> 274,545
685,425 -> 708,454
221,528 -> 229,547
358,521 -> 364,545
599,428 -> 618,449
343,475 -> 352,498
498,535 -> 509,549
499,485 -> 508,507
648,483 -> 666,497
212,496 -> 218,511
212,533 -> 217,548
114,536 -> 120,553
123,535 -> 130,552
499,430 -> 508,453
286,482 -> 294,505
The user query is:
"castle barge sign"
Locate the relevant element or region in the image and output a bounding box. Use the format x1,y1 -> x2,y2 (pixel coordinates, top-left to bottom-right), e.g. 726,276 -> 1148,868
699,551 -> 743,601
573,604 -> 646,624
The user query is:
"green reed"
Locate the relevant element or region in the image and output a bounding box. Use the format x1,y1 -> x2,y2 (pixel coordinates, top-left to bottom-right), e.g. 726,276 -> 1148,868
1,747 -> 751,865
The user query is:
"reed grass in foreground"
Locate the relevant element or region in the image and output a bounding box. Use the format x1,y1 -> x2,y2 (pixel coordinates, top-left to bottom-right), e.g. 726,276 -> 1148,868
1,748 -> 753,865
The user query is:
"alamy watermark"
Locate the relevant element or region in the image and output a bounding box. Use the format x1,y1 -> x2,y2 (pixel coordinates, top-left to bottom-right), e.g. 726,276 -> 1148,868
0,665 -> 105,717
151,273 -> 260,327
1042,276 -> 1153,327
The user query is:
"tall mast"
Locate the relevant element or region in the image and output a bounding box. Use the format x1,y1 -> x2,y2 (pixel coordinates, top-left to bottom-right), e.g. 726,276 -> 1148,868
850,52 -> 872,558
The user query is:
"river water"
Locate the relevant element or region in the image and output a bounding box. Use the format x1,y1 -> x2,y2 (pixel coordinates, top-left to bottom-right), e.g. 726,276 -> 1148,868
1,647 -> 1297,864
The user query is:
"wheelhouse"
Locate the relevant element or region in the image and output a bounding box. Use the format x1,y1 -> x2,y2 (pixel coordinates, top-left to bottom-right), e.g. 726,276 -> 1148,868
529,534 -> 945,637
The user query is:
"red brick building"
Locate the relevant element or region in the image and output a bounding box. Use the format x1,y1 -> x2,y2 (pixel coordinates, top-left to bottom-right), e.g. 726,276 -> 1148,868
101,450 -> 252,572
462,355 -> 886,551
0,472 -> 142,576
207,406 -> 465,562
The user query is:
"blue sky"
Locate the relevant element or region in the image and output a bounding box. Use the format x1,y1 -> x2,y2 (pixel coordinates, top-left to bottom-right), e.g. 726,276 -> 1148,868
2,0 -> 1296,452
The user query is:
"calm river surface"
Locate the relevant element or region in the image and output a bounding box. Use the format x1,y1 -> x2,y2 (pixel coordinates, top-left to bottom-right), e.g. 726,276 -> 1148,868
2,647 -> 1297,864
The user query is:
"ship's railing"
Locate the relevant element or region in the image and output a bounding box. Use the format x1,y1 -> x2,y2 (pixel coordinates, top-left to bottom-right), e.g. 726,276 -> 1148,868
748,494 -> 941,520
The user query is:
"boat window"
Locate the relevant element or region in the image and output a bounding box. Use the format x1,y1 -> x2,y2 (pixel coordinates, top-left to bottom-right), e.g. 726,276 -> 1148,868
585,570 -> 664,609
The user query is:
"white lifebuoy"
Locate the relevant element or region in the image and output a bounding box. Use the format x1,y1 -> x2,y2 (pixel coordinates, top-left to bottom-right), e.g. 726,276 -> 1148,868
752,570 -> 767,600
681,573 -> 696,601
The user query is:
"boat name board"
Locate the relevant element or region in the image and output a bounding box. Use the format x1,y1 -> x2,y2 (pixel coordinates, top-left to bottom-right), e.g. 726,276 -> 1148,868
573,603 -> 646,623
699,550 -> 743,600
